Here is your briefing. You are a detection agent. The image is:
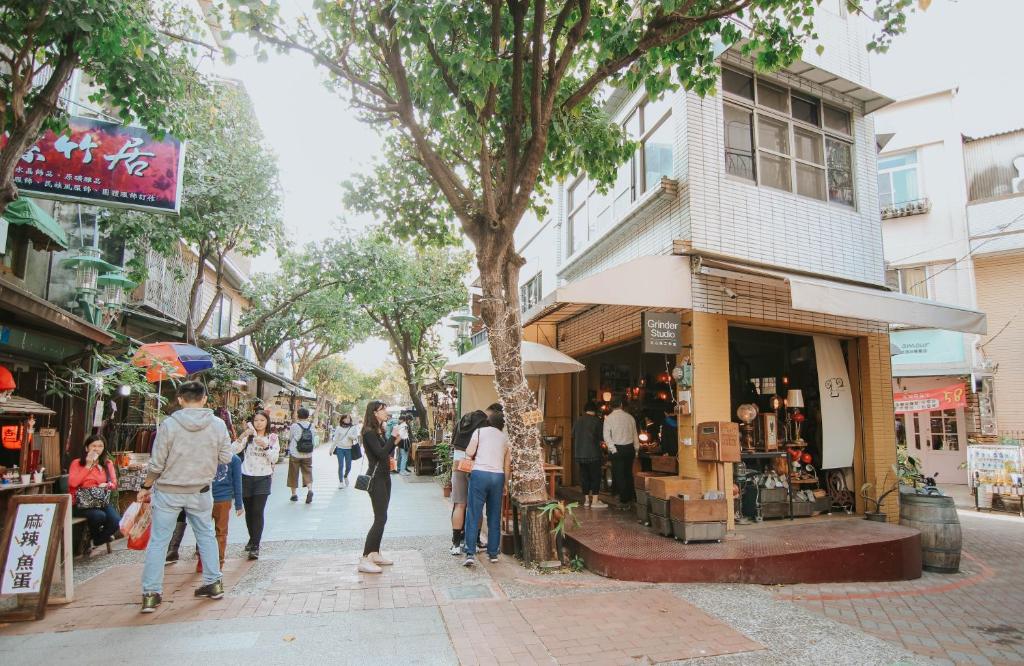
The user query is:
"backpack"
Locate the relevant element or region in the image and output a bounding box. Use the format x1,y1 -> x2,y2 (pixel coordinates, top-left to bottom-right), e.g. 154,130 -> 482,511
295,423 -> 315,454
452,410 -> 489,451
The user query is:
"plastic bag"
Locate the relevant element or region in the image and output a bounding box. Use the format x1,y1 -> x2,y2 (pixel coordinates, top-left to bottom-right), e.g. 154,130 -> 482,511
125,502 -> 152,551
119,500 -> 142,534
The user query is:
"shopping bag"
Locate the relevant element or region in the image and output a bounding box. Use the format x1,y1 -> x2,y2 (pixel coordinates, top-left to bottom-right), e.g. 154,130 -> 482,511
127,502 -> 152,550
119,500 -> 142,534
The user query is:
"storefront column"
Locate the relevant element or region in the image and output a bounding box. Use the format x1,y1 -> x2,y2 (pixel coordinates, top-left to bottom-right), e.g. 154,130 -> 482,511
855,332 -> 899,522
678,311 -> 735,528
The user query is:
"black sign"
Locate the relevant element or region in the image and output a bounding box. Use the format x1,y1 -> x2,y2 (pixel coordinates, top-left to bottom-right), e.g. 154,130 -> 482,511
642,312 -> 682,354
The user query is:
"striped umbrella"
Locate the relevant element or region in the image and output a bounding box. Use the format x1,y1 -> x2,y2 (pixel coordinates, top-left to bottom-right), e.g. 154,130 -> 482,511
131,342 -> 214,382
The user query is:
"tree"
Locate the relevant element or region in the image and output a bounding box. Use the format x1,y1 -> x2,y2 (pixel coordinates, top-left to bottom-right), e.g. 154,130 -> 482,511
105,79 -> 285,344
237,0 -> 916,503
0,0 -> 208,214
340,233 -> 470,422
306,355 -> 381,417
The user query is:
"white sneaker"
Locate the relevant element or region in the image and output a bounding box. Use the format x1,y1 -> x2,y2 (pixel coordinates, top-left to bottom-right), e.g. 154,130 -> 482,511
370,552 -> 393,566
343,478 -> 349,487
358,557 -> 382,574
463,556 -> 476,567
338,483 -> 345,489
450,544 -> 462,556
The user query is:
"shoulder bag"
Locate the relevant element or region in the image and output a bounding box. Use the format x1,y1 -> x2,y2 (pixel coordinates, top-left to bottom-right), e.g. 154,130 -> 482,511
76,463 -> 113,509
455,430 -> 479,474
355,461 -> 378,492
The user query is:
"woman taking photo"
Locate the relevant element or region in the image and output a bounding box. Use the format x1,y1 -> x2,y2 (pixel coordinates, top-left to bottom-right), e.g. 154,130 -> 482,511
68,435 -> 121,551
232,410 -> 279,560
358,400 -> 400,574
463,411 -> 510,567
330,414 -> 359,488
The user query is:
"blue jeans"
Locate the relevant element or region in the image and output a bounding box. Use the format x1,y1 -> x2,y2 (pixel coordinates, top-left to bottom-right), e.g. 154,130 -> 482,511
142,489 -> 222,594
335,448 -> 353,481
396,445 -> 409,472
75,504 -> 121,545
465,470 -> 504,558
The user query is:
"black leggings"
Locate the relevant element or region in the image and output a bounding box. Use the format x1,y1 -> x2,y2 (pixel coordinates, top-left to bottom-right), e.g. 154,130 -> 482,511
363,473 -> 391,556
243,494 -> 270,547
578,460 -> 602,495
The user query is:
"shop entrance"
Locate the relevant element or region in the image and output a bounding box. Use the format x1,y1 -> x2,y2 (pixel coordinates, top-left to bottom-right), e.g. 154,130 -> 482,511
727,326 -> 857,521
903,408 -> 967,482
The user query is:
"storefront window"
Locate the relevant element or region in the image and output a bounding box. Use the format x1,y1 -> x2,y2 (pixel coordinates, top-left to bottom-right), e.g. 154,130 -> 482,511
912,412 -> 921,449
929,409 -> 960,451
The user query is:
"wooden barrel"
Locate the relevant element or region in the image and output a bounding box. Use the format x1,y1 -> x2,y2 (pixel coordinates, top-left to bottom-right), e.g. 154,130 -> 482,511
899,493 -> 962,573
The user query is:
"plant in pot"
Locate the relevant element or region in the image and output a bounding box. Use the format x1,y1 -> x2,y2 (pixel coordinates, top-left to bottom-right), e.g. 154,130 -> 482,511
860,467 -> 898,521
434,438 -> 453,497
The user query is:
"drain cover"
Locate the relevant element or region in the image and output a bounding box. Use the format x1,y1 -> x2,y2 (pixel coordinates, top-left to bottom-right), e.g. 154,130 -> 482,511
446,584 -> 494,600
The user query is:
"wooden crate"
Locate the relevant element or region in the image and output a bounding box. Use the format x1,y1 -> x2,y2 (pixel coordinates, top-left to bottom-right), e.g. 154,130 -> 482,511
649,456 -> 678,474
760,487 -> 789,503
671,520 -> 726,543
650,514 -> 673,537
792,501 -> 814,517
761,502 -> 790,519
636,501 -> 650,526
634,471 -> 670,491
669,497 -> 728,523
647,476 -> 702,500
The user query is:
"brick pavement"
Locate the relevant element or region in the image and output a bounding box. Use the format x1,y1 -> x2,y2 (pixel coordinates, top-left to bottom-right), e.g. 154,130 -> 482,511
774,510 -> 1024,665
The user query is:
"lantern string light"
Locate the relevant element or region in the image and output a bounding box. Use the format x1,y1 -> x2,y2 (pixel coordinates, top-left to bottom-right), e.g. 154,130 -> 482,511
485,305 -> 548,499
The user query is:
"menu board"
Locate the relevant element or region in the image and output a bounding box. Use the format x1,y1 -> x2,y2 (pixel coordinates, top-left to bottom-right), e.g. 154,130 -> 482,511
967,445 -> 1024,487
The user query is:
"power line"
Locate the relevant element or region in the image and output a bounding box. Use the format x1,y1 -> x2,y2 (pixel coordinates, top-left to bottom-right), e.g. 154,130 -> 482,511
980,301 -> 1024,349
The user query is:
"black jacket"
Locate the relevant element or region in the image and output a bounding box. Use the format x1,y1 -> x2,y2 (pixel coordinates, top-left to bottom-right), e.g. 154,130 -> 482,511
573,414 -> 604,462
362,430 -> 395,477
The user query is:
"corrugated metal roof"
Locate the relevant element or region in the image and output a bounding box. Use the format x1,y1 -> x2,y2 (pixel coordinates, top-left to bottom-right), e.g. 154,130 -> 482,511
963,127 -> 1024,142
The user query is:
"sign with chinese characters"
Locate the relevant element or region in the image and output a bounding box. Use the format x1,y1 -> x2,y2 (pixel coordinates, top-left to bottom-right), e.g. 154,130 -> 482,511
894,382 -> 967,414
641,312 -> 682,354
0,495 -> 68,622
4,115 -> 185,214
890,330 -> 966,368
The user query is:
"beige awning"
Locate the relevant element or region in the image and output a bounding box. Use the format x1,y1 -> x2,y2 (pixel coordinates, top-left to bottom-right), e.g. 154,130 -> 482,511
523,255 -> 692,326
693,256 -> 987,336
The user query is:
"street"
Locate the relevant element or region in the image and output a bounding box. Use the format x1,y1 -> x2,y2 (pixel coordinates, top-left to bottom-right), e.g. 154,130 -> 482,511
0,447 -> 1021,665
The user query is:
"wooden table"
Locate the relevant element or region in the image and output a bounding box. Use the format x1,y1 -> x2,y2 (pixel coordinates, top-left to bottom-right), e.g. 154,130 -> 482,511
543,464 -> 564,499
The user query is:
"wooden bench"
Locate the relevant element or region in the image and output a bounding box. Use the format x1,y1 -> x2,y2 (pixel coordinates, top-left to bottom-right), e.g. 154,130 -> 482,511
412,442 -> 437,476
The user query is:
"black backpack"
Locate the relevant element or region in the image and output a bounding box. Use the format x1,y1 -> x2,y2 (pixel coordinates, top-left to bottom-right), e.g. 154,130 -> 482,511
452,410 -> 489,451
295,423 -> 315,454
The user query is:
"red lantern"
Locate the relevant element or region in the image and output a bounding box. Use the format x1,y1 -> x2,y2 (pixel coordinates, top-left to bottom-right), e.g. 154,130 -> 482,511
0,366 -> 15,391
801,452 -> 813,464
788,448 -> 800,461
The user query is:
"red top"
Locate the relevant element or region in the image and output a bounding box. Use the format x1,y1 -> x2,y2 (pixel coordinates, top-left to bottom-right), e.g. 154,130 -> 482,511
68,459 -> 117,504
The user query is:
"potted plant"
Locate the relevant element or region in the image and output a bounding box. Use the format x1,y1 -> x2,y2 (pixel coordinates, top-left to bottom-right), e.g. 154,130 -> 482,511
540,500 -> 581,566
860,467 -> 897,522
434,438 -> 453,497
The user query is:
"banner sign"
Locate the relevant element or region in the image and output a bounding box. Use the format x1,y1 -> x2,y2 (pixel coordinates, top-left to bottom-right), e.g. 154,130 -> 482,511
891,329 -> 965,367
814,336 -> 855,470
894,382 -> 967,414
642,311 -> 682,354
5,115 -> 185,214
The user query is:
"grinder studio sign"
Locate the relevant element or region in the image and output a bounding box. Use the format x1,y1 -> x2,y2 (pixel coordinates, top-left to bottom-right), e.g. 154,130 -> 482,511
642,312 -> 682,354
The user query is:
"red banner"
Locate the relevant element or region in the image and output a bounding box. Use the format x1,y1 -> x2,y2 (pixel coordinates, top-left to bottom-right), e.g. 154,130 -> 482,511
6,115 -> 184,214
894,382 -> 967,414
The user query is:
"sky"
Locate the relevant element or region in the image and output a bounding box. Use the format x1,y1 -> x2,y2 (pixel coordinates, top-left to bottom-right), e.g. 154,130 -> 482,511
220,0 -> 1024,373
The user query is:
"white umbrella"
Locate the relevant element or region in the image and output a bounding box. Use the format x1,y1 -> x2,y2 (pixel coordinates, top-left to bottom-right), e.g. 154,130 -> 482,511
444,341 -> 584,376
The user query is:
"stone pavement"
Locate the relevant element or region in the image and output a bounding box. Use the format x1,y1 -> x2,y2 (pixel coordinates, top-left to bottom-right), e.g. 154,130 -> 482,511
1,446 -> 1020,664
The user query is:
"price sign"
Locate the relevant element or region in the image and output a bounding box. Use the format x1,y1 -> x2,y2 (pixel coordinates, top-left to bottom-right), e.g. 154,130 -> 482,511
522,410 -> 544,426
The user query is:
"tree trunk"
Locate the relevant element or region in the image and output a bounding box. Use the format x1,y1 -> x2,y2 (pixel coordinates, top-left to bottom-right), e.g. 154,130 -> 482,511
185,244 -> 209,343
476,241 -> 547,504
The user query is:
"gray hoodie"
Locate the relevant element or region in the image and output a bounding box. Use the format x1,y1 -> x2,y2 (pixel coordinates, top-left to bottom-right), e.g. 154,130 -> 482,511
146,408 -> 234,494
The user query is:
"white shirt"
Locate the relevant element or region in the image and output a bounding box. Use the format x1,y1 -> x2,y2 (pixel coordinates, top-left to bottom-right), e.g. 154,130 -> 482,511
396,423 -> 410,440
466,426 -> 509,474
603,408 -> 639,453
288,421 -> 317,459
330,425 -> 359,451
232,432 -> 280,477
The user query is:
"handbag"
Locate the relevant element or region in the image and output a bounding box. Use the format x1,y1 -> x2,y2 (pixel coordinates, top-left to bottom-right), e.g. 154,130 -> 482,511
355,461 -> 378,492
351,442 -> 362,460
75,462 -> 112,509
455,458 -> 475,474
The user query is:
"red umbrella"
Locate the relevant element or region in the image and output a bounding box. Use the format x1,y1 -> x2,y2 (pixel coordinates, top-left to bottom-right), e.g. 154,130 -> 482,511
131,342 -> 214,382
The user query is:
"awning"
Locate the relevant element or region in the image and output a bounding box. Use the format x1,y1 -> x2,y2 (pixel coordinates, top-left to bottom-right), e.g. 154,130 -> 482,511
692,256 -> 987,336
523,255 -> 692,326
0,280 -> 113,347
3,198 -> 68,250
445,341 -> 585,376
0,395 -> 56,417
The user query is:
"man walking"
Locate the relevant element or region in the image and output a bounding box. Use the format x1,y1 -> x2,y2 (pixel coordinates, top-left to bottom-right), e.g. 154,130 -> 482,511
603,397 -> 639,507
138,381 -> 234,613
288,407 -> 317,503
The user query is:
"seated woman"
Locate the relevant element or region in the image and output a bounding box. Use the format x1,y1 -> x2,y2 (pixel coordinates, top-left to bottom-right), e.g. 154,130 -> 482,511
68,434 -> 121,549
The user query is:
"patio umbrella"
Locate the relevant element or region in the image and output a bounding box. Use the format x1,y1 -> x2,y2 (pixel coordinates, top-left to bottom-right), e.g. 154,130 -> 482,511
444,341 -> 584,376
131,342 -> 214,382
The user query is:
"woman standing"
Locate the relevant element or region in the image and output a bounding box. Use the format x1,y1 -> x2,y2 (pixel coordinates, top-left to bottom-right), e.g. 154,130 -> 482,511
573,401 -> 605,508
68,435 -> 121,551
463,412 -> 511,566
358,400 -> 399,574
330,414 -> 359,488
232,410 -> 279,560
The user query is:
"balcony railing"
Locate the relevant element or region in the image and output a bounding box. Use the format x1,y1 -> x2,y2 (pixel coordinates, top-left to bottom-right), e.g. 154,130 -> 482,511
469,329 -> 489,349
133,248 -> 194,323
881,198 -> 931,219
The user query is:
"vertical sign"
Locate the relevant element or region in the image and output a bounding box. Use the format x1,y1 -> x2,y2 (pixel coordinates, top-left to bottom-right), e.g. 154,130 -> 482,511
0,495 -> 68,621
642,312 -> 682,354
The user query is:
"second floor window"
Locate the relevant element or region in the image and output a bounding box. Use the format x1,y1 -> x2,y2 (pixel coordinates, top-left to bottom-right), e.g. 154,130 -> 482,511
206,294 -> 233,337
566,95 -> 674,257
723,67 -> 855,208
886,265 -> 929,299
520,273 -> 542,313
877,151 -> 920,208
